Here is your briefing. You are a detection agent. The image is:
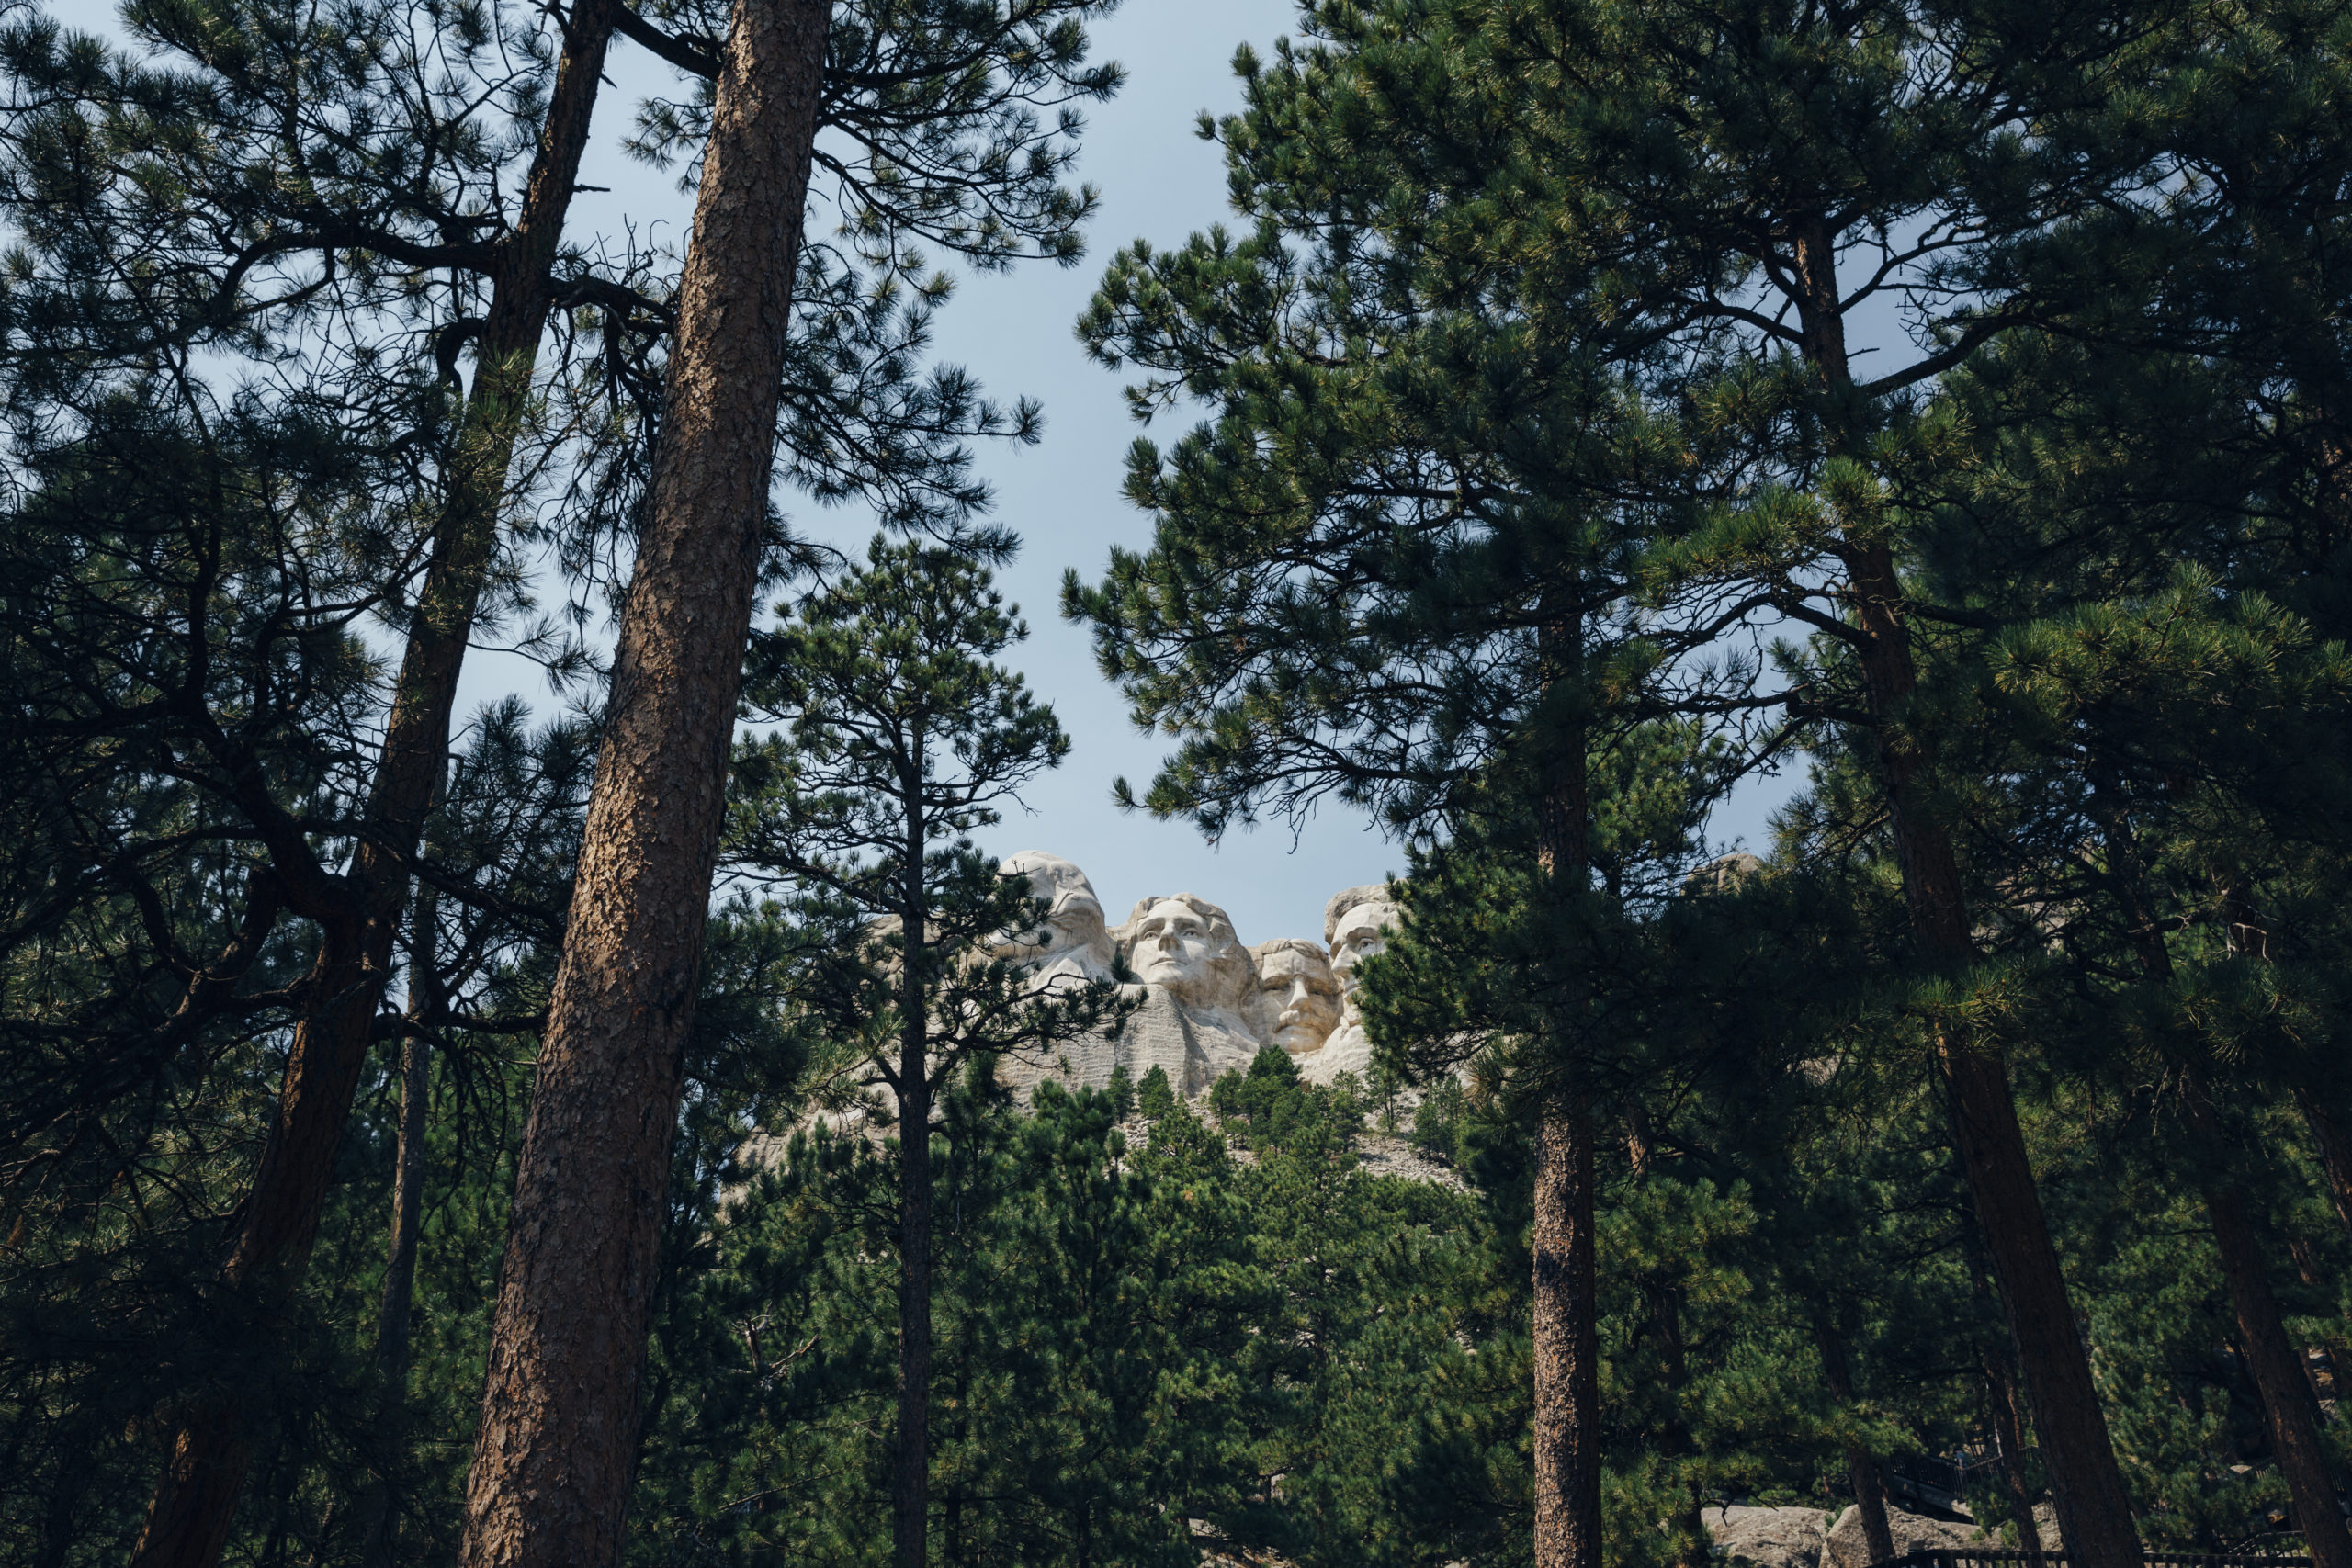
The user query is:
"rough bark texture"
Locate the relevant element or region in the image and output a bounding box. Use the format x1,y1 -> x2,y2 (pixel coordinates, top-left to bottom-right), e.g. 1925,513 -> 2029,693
1815,1321 -> 1895,1566
456,0 -> 827,1558
127,11 -> 618,1563
1530,615 -> 1602,1568
2188,1082 -> 2352,1568
1785,215 -> 2140,1568
1532,1104 -> 1601,1568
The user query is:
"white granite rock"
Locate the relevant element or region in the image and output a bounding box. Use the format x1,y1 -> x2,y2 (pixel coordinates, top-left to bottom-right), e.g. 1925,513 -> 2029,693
1824,1505 -> 2003,1568
1706,1505 -> 1832,1568
984,859 -> 1422,1103
1250,937 -> 1340,1058
1297,885 -> 1399,1088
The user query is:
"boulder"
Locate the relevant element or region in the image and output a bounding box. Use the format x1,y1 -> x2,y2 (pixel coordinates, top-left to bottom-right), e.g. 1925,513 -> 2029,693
1706,1506 -> 1832,1568
1824,1504 -> 2000,1568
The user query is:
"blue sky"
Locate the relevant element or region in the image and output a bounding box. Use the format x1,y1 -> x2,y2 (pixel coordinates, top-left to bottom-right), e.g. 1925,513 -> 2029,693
470,0 -> 1801,947
81,0 -> 1795,948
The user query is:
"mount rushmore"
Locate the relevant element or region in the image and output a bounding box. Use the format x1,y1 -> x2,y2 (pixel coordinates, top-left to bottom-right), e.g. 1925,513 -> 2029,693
991,851 -> 1400,1100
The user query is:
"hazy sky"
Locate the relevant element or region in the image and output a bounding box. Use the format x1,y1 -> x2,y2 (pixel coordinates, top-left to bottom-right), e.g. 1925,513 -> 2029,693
431,0 -> 1797,946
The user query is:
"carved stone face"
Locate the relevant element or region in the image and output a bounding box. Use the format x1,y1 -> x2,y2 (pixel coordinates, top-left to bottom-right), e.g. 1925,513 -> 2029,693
1329,900 -> 1399,997
1255,942 -> 1340,1055
994,852 -> 1114,986
1130,898 -> 1217,992
1125,895 -> 1250,1011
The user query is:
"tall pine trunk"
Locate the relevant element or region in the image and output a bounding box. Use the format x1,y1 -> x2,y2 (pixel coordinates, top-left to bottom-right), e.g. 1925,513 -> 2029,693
2097,796 -> 2352,1568
1787,216 -> 2141,1568
1815,1318 -> 1894,1566
2187,1081 -> 2352,1568
359,855 -> 445,1568
2295,1088 -> 2352,1247
895,808 -> 935,1568
1531,615 -> 1601,1568
1532,1106 -> 1600,1568
128,12 -> 619,1562
457,0 -> 828,1557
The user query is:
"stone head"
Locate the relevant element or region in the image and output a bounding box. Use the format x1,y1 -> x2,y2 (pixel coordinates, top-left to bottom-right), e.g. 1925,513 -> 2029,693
1684,852 -> 1765,896
1250,938 -> 1340,1055
1323,884 -> 1401,995
1121,892 -> 1253,1012
994,852 -> 1114,983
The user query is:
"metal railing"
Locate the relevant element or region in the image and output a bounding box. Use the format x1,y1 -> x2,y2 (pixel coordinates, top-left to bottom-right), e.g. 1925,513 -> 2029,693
1882,1553 -> 2315,1568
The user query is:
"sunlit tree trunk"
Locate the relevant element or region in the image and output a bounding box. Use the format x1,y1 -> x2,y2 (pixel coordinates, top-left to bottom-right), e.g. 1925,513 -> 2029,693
457,0 -> 827,1558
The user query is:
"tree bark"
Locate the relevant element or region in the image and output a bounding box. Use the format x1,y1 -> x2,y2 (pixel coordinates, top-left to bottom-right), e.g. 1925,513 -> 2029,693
1933,1034 -> 2140,1568
1533,1103 -> 1601,1568
2095,797 -> 2352,1568
1982,1344 -> 2046,1560
2188,1081 -> 2352,1568
1531,614 -> 1601,1568
1815,1319 -> 1895,1566
359,863 -> 445,1568
456,0 -> 827,1558
895,811 -> 935,1568
2297,1088 -> 2352,1249
128,11 -> 620,1562
1849,516 -> 2141,1568
1784,213 -> 2140,1568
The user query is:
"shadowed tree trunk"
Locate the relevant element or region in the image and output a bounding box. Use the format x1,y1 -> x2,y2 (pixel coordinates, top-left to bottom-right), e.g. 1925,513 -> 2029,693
894,796 -> 934,1568
456,0 -> 828,1558
2095,800 -> 2352,1568
1782,215 -> 2142,1568
127,11 -> 621,1562
1815,1317 -> 1895,1566
359,850 -> 446,1568
2187,1080 -> 2352,1568
1531,614 -> 1601,1568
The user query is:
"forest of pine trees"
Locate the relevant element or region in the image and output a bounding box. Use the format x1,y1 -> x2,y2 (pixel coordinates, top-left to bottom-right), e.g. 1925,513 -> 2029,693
6,0 -> 2352,1563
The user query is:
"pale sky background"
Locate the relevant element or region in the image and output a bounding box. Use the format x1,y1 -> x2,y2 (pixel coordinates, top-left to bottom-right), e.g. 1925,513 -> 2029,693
89,0 -> 1796,947
488,0 -> 1801,947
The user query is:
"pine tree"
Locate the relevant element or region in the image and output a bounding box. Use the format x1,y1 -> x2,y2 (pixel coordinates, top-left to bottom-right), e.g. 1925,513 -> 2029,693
459,0 -> 1128,1541
455,0 -> 831,1554
1065,10 -> 1760,1550
1298,1 -> 2299,1558
722,536 -> 1123,1566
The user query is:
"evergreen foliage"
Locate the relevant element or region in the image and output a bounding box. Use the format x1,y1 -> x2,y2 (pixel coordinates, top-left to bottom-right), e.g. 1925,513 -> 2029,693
8,0 -> 2352,1562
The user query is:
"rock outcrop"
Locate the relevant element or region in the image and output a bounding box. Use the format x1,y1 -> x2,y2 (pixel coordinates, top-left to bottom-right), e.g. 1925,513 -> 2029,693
1707,1506 -> 1833,1568
1703,1501 -> 2027,1568
1823,1504 -> 2018,1568
994,860 -> 1416,1101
